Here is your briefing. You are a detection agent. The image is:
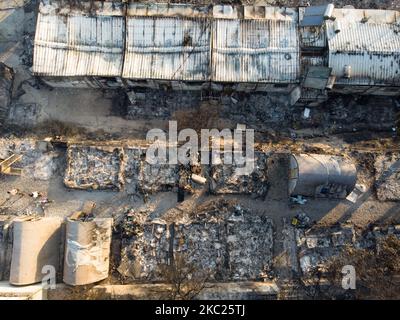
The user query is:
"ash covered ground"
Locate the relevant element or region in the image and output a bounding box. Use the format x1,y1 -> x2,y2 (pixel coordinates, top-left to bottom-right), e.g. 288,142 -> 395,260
0,0 -> 400,299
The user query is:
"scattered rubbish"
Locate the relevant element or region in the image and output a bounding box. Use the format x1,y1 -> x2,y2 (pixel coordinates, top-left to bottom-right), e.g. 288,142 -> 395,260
64,146 -> 125,191
38,197 -> 52,206
0,154 -> 22,176
36,140 -> 50,152
7,189 -> 19,196
81,201 -> 96,215
126,90 -> 137,105
30,191 -> 41,198
69,207 -> 94,222
191,173 -> 207,185
290,195 -> 307,205
291,212 -> 311,228
346,183 -> 366,203
210,151 -> 268,196
303,108 -> 311,119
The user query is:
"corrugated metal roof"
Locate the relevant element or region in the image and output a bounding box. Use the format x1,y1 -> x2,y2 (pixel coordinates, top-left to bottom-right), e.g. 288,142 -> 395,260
212,7 -> 300,83
33,1 -> 125,77
327,9 -> 400,86
123,5 -> 211,81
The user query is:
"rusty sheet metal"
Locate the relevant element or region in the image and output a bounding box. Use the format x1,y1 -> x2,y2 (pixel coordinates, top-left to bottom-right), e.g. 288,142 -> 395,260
33,1 -> 125,77
327,9 -> 400,86
38,0 -> 125,17
127,2 -> 211,18
123,15 -> 211,81
212,6 -> 300,83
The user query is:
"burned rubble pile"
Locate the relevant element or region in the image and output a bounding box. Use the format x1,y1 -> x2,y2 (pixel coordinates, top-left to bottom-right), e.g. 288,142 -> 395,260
125,92 -> 398,139
139,158 -> 179,194
209,151 -> 269,197
0,138 -> 61,180
0,138 -> 63,215
125,89 -> 202,120
291,96 -> 398,136
296,224 -> 356,276
219,93 -> 292,130
123,147 -> 145,194
64,145 -> 179,193
64,146 -> 124,190
117,200 -> 274,282
122,91 -> 400,143
125,88 -> 295,132
63,145 -> 269,196
117,209 -> 170,281
374,153 -> 400,201
296,223 -> 400,277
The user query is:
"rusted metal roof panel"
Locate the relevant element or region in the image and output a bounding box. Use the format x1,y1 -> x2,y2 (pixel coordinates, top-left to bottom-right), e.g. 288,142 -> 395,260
33,1 -> 125,77
212,6 -> 300,83
127,2 -> 210,18
327,9 -> 400,86
123,4 -> 211,81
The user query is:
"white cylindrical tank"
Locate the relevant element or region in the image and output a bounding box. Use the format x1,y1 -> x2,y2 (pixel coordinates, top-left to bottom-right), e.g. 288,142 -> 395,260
289,154 -> 357,198
323,4 -> 335,19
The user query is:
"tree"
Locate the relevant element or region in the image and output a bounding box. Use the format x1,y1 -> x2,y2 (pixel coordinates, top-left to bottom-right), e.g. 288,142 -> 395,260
325,235 -> 400,299
159,253 -> 211,300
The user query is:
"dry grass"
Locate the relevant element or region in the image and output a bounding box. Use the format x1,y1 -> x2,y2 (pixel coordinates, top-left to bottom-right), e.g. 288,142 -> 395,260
326,235 -> 400,299
172,101 -> 221,133
33,119 -> 86,138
